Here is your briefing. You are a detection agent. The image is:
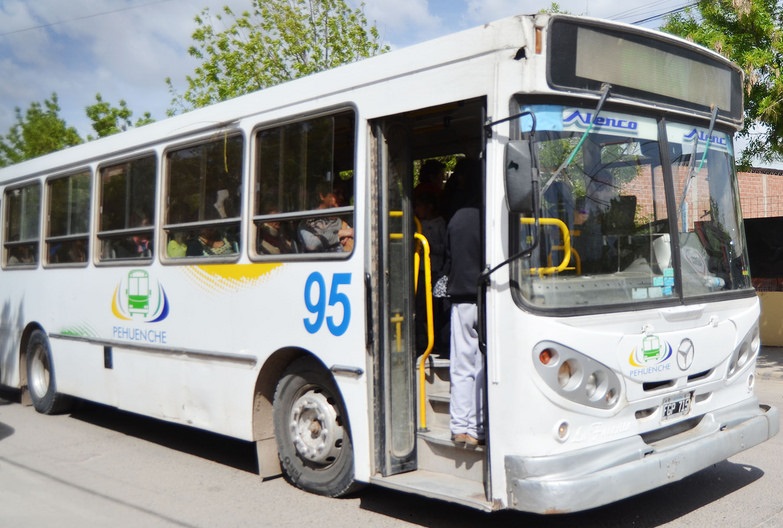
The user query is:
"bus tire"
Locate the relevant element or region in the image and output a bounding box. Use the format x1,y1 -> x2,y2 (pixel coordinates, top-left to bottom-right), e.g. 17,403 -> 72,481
273,357 -> 359,497
26,330 -> 72,415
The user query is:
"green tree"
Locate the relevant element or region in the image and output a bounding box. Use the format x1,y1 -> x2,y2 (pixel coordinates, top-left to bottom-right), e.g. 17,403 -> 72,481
0,93 -> 82,167
166,0 -> 389,114
85,93 -> 154,140
661,0 -> 783,166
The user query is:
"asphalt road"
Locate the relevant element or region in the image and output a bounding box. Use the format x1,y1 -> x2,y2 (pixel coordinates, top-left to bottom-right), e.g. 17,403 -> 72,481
1,348 -> 782,528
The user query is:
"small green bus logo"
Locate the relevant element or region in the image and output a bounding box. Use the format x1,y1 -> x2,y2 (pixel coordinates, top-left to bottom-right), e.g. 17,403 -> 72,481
126,270 -> 151,317
112,269 -> 169,322
642,335 -> 661,362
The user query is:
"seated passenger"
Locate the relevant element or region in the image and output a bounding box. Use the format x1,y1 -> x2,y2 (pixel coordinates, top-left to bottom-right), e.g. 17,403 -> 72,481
259,217 -> 296,254
167,232 -> 187,258
186,228 -> 235,256
298,190 -> 353,253
299,216 -> 344,252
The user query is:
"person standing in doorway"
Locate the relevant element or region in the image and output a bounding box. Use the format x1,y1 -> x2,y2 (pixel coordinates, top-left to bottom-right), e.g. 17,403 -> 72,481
444,158 -> 484,446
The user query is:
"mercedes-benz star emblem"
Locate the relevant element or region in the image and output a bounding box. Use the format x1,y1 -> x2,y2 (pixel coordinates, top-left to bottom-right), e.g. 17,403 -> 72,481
677,339 -> 695,371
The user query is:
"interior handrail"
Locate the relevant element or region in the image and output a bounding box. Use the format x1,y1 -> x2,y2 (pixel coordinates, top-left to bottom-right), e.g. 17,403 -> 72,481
414,232 -> 435,431
520,217 -> 573,275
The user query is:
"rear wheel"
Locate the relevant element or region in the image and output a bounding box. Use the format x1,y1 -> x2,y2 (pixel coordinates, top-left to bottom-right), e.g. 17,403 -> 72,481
273,357 -> 359,497
26,330 -> 72,414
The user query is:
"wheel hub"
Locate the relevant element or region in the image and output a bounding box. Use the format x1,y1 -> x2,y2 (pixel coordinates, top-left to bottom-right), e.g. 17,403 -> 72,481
29,345 -> 50,398
289,389 -> 344,465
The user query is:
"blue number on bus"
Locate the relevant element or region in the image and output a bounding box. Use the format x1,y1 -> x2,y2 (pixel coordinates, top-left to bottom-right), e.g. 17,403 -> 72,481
304,272 -> 352,336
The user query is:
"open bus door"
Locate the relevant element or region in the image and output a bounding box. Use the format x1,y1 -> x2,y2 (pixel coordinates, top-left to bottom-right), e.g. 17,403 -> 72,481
371,100 -> 491,509
373,117 -> 418,476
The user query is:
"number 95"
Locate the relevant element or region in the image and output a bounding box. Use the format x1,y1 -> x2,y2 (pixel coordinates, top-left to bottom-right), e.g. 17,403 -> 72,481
303,272 -> 352,336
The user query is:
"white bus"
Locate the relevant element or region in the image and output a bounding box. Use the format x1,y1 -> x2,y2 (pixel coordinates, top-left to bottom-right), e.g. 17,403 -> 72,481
0,14 -> 778,514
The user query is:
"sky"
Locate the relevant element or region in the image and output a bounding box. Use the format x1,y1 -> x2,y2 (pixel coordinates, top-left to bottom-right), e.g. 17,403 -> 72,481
0,0 -> 696,140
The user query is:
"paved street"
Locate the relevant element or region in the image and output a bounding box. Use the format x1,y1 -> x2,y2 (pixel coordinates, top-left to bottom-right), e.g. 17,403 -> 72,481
0,348 -> 781,527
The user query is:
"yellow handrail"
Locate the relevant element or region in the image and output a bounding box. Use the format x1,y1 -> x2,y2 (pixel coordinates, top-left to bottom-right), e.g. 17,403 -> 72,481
520,217 -> 574,275
414,232 -> 434,431
413,216 -> 423,293
389,210 -> 436,430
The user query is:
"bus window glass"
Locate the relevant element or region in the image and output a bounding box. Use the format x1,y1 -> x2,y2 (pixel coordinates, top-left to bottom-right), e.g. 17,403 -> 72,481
254,111 -> 355,256
512,104 -> 752,310
3,183 -> 41,267
98,155 -> 156,261
513,105 -> 669,309
165,134 -> 243,258
667,122 -> 751,295
46,170 -> 91,264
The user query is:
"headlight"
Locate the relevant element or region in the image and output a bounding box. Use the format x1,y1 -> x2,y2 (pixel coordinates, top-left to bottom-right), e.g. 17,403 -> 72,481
534,342 -> 621,409
727,326 -> 759,378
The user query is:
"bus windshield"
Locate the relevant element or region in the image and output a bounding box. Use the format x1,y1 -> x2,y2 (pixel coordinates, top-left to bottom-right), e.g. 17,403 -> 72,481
512,104 -> 752,310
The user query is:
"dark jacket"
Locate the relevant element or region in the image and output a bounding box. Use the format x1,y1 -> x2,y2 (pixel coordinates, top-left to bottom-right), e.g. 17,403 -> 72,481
444,206 -> 481,303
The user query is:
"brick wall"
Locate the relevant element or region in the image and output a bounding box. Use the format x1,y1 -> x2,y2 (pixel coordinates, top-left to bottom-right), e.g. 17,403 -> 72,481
738,169 -> 783,219
619,168 -> 783,221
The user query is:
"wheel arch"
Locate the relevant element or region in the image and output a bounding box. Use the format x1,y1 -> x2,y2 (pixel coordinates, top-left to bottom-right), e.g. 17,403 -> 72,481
252,346 -> 328,479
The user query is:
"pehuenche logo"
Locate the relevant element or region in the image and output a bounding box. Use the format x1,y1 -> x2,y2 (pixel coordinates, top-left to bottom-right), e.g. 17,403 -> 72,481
111,269 -> 170,322
628,334 -> 673,377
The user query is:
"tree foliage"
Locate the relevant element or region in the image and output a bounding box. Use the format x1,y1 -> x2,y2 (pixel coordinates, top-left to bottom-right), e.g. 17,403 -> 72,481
166,0 -> 389,114
661,0 -> 783,165
85,93 -> 154,141
0,93 -> 154,167
0,94 -> 82,168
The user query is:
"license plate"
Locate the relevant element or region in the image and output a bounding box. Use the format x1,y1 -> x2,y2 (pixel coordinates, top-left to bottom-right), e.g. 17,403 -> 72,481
661,393 -> 692,421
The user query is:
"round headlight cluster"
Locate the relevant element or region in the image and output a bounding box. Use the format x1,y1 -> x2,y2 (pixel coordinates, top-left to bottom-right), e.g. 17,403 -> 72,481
534,342 -> 621,409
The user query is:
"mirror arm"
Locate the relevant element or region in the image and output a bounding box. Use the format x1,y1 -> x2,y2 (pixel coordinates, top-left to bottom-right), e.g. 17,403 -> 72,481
485,111 -> 537,139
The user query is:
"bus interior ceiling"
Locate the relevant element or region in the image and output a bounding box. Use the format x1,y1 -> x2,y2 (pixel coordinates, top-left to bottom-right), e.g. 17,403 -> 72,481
408,99 -> 484,159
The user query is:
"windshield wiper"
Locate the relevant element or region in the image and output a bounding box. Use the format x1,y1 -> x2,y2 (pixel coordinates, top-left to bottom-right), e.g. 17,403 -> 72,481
540,83 -> 612,197
679,104 -> 719,223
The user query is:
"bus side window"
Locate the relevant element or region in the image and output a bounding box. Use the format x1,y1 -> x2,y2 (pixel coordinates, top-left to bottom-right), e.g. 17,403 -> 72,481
97,156 -> 156,263
253,110 -> 355,258
165,135 -> 244,261
3,183 -> 41,268
46,170 -> 91,266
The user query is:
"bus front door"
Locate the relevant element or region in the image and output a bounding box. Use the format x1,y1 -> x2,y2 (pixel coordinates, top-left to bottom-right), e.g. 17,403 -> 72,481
374,118 -> 418,476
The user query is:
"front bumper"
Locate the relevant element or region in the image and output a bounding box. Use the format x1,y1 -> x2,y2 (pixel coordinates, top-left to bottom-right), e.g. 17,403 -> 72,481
505,398 -> 779,514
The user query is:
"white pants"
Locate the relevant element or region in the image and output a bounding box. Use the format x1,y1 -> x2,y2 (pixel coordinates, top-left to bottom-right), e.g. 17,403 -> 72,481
449,302 -> 485,439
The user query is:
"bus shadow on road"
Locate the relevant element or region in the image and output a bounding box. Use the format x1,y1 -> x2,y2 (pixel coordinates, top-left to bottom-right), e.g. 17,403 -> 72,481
0,387 -> 20,405
356,459 -> 764,527
0,389 -> 17,442
68,400 -> 259,474
757,346 -> 783,380
0,422 -> 13,441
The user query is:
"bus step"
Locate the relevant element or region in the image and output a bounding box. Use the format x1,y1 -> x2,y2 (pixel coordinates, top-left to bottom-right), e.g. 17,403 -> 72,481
370,469 -> 492,512
418,354 -> 451,388
416,429 -> 485,482
423,390 -> 450,430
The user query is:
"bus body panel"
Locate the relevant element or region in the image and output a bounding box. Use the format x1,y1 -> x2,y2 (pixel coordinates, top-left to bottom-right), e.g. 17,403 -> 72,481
0,258 -> 369,443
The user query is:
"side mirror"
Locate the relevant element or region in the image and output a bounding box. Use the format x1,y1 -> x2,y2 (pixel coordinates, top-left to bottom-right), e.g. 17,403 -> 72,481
505,140 -> 536,214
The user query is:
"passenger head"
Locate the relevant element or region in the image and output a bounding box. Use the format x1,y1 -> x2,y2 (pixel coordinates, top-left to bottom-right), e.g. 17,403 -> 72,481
453,157 -> 482,207
420,159 -> 445,187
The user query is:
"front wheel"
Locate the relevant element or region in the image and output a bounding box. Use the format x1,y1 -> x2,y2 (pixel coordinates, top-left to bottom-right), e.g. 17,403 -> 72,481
26,330 -> 72,414
273,357 -> 359,497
